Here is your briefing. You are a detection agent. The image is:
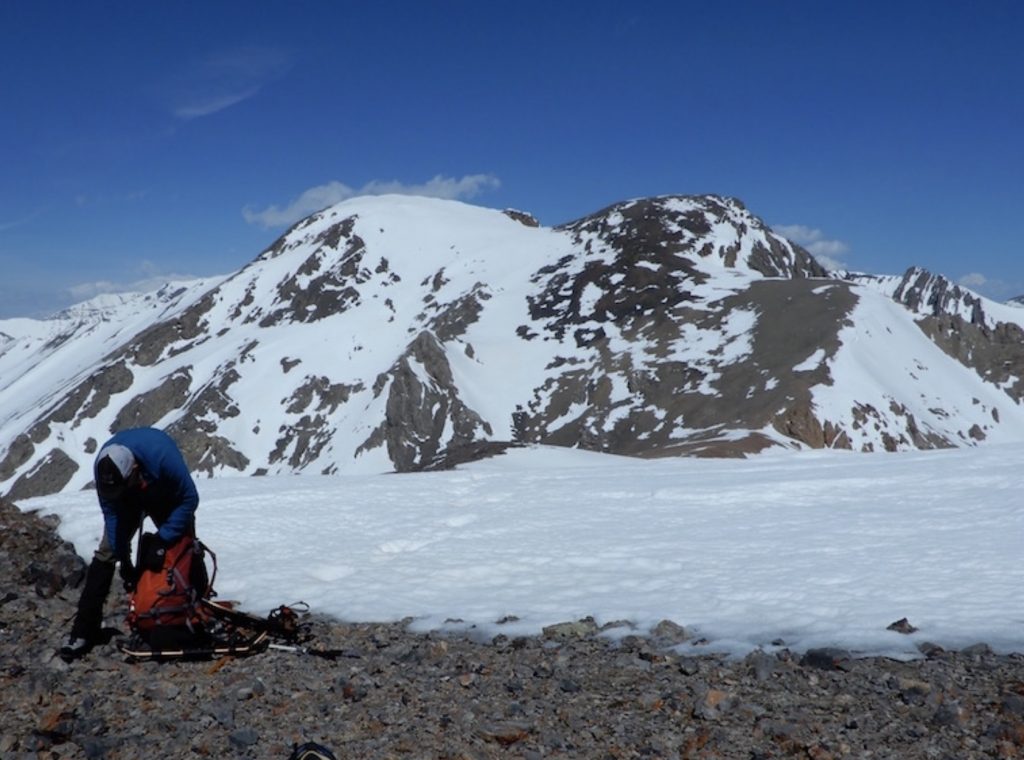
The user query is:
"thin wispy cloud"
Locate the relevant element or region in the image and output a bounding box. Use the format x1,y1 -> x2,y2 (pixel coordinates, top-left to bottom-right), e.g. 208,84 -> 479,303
163,47 -> 290,121
242,174 -> 502,228
0,210 -> 44,232
73,190 -> 149,208
174,87 -> 262,120
773,224 -> 850,271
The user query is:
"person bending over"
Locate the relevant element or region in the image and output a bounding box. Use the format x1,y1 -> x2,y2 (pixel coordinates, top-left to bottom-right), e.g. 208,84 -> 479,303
61,427 -> 199,661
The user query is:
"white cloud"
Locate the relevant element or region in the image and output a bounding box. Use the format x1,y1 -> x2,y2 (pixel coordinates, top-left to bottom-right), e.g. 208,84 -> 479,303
956,272 -> 1023,303
162,47 -> 290,121
242,174 -> 502,228
772,224 -> 850,271
958,272 -> 987,289
67,280 -> 129,300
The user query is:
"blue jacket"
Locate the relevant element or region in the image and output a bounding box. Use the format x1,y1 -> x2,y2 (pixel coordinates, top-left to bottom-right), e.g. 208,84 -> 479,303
95,428 -> 199,559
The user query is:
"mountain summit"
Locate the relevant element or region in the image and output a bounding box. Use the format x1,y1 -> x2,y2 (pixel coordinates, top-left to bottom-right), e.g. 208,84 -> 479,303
3,194 -> 1024,500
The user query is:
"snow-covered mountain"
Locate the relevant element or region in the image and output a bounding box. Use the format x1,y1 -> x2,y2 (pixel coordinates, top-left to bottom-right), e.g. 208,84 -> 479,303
3,194 -> 1024,501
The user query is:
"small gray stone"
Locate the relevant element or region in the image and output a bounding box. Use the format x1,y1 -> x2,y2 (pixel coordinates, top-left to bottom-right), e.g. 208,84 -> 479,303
932,699 -> 969,727
228,727 -> 259,749
886,617 -> 918,634
678,658 -> 701,676
559,678 -> 581,693
650,619 -> 690,645
541,618 -> 599,640
206,699 -> 235,728
960,642 -> 993,658
1001,693 -> 1024,717
746,650 -> 776,682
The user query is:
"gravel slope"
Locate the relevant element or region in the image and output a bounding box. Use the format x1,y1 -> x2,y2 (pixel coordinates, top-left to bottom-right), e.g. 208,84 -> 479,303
2,498 -> 1022,759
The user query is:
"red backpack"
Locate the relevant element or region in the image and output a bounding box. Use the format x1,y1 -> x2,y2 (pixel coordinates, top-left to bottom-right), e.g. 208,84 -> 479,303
127,532 -> 215,636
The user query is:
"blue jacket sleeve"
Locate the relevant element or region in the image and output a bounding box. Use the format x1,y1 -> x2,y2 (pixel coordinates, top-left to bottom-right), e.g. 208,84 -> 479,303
154,447 -> 200,545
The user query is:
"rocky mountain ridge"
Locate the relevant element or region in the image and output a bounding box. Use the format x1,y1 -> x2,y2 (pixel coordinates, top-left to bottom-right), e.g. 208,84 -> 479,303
3,194 -> 1024,501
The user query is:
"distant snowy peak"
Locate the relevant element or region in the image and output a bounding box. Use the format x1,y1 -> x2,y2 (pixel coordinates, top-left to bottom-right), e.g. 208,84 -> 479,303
0,276 -> 222,394
53,289 -> 171,323
0,278 -> 224,343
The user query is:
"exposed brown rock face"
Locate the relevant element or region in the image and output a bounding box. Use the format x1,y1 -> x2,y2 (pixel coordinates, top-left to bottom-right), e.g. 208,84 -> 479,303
358,330 -> 493,472
4,448 -> 78,503
502,208 -> 540,227
516,275 -> 859,458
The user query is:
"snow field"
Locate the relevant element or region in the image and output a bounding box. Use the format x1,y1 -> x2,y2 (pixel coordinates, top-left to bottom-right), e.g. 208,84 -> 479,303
21,442 -> 1024,660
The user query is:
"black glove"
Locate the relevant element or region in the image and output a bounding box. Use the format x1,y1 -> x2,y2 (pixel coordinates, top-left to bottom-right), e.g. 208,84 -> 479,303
141,534 -> 167,572
119,558 -> 136,592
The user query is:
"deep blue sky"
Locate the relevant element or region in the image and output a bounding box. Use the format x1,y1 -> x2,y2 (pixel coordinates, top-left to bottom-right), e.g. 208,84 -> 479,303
2,1 -> 1022,318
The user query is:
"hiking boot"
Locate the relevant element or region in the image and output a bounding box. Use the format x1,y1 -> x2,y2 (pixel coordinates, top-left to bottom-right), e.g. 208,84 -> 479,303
61,557 -> 116,662
59,634 -> 93,662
